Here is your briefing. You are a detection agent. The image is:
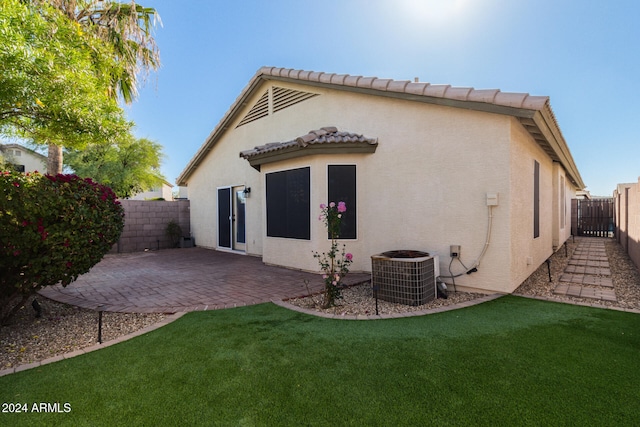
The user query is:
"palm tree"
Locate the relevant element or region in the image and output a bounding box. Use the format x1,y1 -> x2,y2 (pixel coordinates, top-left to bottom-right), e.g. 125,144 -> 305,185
33,0 -> 161,173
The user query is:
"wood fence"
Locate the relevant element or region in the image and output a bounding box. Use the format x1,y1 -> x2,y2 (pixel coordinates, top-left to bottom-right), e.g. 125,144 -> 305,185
571,198 -> 615,237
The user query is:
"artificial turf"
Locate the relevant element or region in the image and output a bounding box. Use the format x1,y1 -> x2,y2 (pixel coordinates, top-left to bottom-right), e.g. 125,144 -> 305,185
1,295 -> 639,426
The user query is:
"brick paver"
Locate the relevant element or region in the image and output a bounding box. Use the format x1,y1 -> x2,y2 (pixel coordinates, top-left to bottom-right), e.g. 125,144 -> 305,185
554,238 -> 616,302
39,248 -> 371,313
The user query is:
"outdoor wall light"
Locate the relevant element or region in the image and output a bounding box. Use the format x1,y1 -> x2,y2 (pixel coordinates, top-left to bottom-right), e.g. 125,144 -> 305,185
243,187 -> 251,197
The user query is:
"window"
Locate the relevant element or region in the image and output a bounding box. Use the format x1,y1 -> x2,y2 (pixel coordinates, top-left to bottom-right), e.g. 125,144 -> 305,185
534,160 -> 540,238
266,167 -> 310,239
561,176 -> 566,228
328,165 -> 356,239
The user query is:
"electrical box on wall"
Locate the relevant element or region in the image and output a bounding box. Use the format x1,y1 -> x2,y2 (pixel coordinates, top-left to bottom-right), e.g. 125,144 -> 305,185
486,192 -> 499,206
450,245 -> 461,258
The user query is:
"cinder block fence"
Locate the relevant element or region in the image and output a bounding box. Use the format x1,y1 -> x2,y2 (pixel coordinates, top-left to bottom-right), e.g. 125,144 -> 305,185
110,200 -> 191,253
615,180 -> 640,270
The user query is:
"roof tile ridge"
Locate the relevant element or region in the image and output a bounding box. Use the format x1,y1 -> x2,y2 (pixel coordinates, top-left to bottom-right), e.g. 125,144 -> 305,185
308,71 -> 324,82
330,73 -> 349,84
344,75 -> 362,87
319,72 -> 334,84
405,81 -> 431,95
296,126 -> 331,146
387,79 -> 411,93
356,75 -> 377,89
372,78 -> 393,91
494,91 -> 531,109
320,126 -> 338,133
467,88 -> 500,104
424,84 -> 451,97
298,70 -> 312,80
287,69 -> 302,79
258,66 -> 277,76
443,86 -> 474,101
522,94 -> 550,110
281,68 -> 297,78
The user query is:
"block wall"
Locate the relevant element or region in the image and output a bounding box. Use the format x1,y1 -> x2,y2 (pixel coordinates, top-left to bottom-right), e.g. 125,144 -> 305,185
615,180 -> 640,270
110,200 -> 191,253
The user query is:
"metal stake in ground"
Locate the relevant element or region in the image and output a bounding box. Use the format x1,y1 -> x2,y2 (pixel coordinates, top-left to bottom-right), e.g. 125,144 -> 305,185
97,305 -> 104,344
372,284 -> 379,315
545,259 -> 552,282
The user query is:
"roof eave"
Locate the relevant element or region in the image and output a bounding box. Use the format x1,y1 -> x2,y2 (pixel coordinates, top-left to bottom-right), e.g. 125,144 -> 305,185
241,142 -> 379,171
176,71 -> 268,186
265,74 -> 540,120
519,109 -> 585,189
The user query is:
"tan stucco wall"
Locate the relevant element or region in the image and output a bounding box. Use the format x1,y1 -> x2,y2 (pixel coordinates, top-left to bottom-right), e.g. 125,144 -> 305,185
185,80 -> 576,293
508,118 -> 576,289
615,180 -> 640,269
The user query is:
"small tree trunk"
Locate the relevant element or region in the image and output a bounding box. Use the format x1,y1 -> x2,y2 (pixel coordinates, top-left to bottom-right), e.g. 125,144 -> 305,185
0,293 -> 30,326
47,143 -> 63,174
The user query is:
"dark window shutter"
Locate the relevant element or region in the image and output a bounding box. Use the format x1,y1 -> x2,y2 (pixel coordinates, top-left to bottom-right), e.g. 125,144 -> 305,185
327,165 -> 356,239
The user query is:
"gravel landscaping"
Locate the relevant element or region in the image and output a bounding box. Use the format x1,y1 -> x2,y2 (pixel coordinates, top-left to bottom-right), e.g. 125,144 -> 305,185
2,237 -> 639,371
0,298 -> 165,370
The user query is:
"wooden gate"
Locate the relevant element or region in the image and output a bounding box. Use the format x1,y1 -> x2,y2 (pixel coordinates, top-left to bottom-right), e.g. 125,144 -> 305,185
571,199 -> 615,237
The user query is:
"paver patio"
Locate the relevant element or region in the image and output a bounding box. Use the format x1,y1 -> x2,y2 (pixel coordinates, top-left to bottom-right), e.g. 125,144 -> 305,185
554,238 -> 617,302
39,248 -> 371,313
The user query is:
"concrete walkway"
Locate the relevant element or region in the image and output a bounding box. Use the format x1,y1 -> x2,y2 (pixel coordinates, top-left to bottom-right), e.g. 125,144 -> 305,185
553,238 -> 617,302
39,248 -> 371,313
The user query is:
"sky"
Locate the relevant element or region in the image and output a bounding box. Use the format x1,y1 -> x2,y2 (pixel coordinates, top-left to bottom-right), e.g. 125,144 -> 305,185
125,0 -> 640,197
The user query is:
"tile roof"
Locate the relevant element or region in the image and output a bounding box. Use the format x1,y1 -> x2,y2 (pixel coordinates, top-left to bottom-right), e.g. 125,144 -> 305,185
240,127 -> 378,170
177,67 -> 584,189
259,67 -> 550,111
240,127 -> 377,158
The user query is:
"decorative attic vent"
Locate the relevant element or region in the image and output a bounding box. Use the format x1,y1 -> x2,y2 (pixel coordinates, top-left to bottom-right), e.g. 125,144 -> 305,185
272,86 -> 318,113
236,90 -> 269,127
236,86 -> 319,128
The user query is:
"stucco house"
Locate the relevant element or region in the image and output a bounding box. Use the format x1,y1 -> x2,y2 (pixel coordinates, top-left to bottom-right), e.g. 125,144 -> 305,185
177,67 -> 585,294
0,143 -> 47,173
130,179 -> 174,200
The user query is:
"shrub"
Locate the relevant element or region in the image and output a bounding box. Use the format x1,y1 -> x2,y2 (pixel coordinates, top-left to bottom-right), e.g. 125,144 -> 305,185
0,172 -> 124,324
313,201 -> 353,308
165,219 -> 182,248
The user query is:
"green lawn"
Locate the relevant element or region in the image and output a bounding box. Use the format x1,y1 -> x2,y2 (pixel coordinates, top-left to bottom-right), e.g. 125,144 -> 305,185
1,296 -> 639,426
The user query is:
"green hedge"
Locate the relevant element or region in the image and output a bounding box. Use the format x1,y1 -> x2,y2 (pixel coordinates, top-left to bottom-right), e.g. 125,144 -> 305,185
0,172 -> 124,323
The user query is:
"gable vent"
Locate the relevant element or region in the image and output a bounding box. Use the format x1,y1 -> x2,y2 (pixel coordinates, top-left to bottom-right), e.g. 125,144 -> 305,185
236,90 -> 269,127
272,86 -> 318,113
236,86 -> 319,128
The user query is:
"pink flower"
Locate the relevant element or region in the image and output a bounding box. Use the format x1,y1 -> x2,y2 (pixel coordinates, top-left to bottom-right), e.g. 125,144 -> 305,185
320,203 -> 327,209
337,201 -> 347,213
345,253 -> 353,261
329,202 -> 336,208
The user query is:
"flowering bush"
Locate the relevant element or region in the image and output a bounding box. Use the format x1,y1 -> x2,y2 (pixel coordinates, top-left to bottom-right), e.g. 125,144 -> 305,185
313,201 -> 353,308
0,171 -> 124,324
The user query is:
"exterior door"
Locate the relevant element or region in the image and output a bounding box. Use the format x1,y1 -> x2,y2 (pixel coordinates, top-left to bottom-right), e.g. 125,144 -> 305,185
217,187 -> 231,248
232,186 -> 246,251
217,186 -> 246,251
